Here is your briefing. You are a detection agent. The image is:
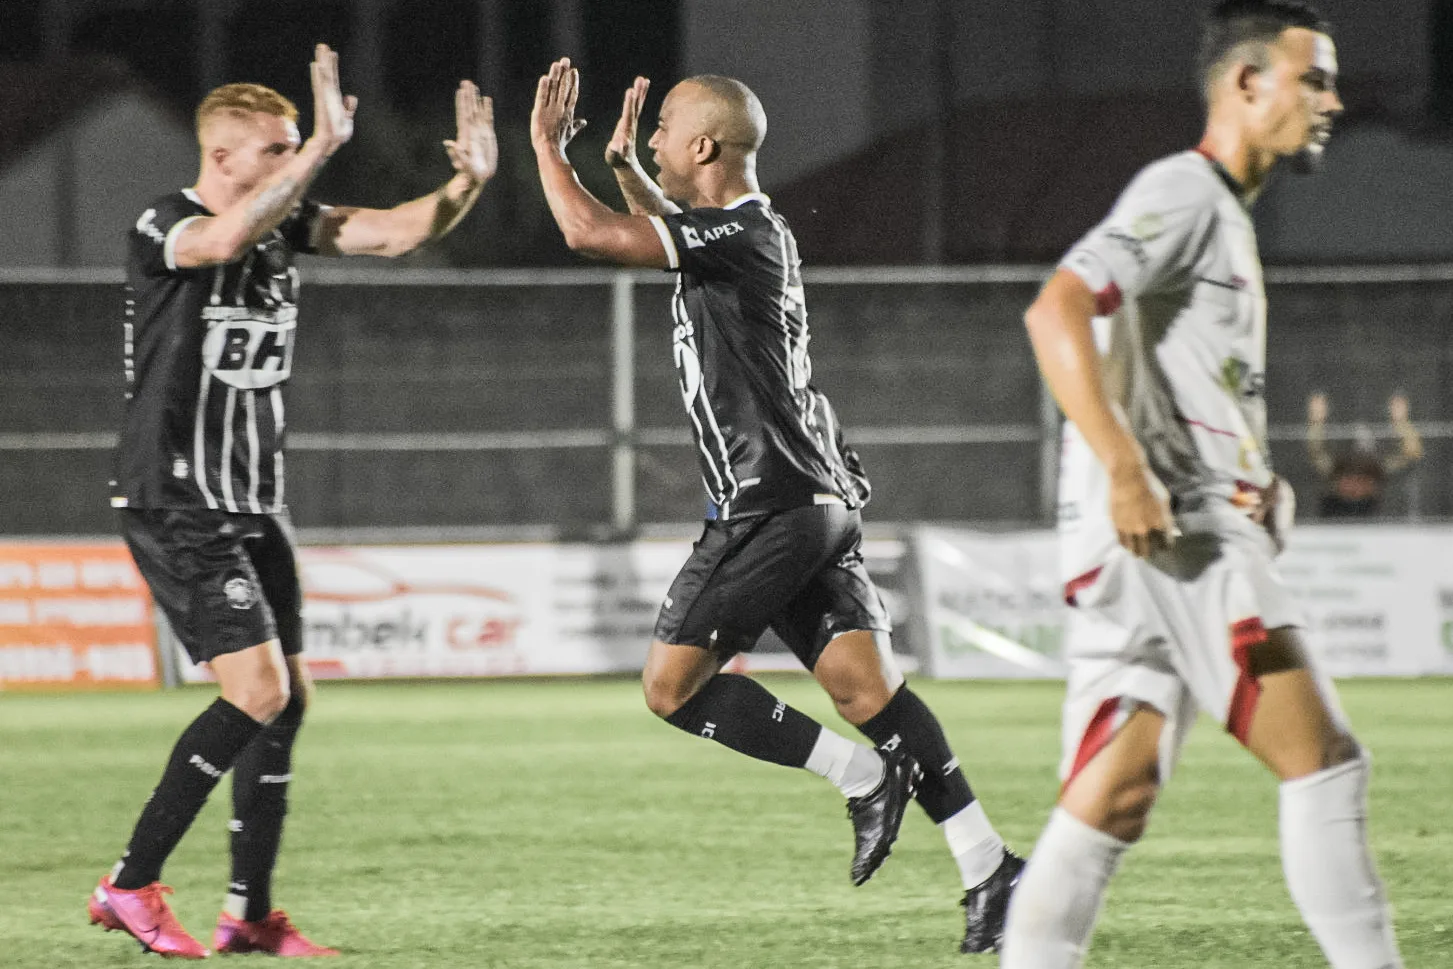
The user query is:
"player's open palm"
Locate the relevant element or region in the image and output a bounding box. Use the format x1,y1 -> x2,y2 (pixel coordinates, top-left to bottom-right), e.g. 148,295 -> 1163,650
606,76 -> 650,169
1110,466 -> 1175,558
532,57 -> 588,155
310,43 -> 357,155
444,81 -> 497,186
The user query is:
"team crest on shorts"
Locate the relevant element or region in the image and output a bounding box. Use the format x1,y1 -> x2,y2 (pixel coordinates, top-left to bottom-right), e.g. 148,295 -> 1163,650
223,575 -> 258,610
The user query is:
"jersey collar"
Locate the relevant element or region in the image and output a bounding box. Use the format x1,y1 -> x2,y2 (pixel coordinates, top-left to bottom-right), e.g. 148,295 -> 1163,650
181,187 -> 213,213
1192,146 -> 1249,207
723,191 -> 771,210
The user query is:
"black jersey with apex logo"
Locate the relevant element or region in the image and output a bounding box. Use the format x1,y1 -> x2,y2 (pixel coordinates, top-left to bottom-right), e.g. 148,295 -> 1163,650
111,189 -> 322,513
648,194 -> 870,519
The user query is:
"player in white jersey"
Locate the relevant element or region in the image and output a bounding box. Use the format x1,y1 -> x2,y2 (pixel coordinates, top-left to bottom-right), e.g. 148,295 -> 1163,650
1001,3 -> 1404,968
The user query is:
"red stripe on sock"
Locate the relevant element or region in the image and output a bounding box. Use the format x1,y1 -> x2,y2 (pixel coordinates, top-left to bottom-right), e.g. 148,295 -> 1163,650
1062,697 -> 1120,794
1226,618 -> 1267,745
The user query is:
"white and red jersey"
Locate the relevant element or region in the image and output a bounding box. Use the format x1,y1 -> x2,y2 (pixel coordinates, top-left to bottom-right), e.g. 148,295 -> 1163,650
1056,149 -> 1272,581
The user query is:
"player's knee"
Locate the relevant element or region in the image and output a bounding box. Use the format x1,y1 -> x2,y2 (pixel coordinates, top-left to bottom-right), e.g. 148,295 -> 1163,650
225,676 -> 290,724
823,679 -> 892,724
1104,776 -> 1160,843
641,671 -> 691,719
814,658 -> 894,722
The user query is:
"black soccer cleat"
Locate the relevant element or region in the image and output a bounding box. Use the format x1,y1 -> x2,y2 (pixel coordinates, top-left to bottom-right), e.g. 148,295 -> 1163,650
959,846 -> 1027,954
846,749 -> 921,886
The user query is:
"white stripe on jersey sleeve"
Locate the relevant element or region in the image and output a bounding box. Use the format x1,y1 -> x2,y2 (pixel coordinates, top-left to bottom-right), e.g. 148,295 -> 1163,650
163,216 -> 203,271
647,216 -> 680,269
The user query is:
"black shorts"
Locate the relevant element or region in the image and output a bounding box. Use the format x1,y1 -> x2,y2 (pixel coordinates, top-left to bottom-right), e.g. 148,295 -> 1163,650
653,502 -> 891,669
120,508 -> 303,664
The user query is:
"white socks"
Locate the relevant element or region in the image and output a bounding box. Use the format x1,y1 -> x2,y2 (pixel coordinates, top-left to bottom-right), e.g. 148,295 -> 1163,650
941,801 -> 1006,888
1280,756 -> 1403,969
804,728 -> 884,798
1000,808 -> 1128,969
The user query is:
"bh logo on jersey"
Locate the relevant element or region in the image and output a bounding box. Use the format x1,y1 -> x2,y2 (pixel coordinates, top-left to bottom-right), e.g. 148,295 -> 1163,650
201,306 -> 297,389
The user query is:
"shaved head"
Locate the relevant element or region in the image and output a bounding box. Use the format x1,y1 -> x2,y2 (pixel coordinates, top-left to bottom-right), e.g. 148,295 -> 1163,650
677,75 -> 767,152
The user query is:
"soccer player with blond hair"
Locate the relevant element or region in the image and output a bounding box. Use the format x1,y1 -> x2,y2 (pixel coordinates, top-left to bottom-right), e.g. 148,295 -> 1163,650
89,45 -> 496,958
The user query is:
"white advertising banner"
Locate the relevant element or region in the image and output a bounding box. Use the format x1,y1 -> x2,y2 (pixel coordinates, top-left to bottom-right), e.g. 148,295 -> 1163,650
175,538 -> 911,682
914,524 -> 1453,679
178,541 -> 692,683
913,527 -> 1065,679
1278,525 -> 1453,677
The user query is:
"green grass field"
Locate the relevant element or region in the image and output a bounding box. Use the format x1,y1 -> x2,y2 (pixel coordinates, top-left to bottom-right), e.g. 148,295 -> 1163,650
1,677 -> 1448,968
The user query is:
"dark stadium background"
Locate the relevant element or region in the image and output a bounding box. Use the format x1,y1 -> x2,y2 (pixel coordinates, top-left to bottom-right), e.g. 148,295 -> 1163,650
4,0 -> 1452,536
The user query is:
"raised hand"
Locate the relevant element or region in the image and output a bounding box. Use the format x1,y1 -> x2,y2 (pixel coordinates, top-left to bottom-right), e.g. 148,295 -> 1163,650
310,43 -> 357,155
1388,393 -> 1410,424
605,76 -> 650,169
443,80 -> 497,186
531,57 -> 588,156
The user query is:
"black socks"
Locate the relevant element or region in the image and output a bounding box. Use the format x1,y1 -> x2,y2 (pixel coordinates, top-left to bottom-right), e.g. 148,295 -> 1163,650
228,693 -> 304,921
858,686 -> 975,823
665,673 -> 822,768
113,698 -> 264,889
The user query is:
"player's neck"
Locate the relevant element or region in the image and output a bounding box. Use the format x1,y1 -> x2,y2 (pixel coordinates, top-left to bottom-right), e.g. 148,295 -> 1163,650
687,162 -> 760,209
1196,123 -> 1273,204
191,171 -> 245,215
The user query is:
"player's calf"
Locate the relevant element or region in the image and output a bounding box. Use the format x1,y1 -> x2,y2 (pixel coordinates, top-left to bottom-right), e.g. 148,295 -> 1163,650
1279,752 -> 1403,969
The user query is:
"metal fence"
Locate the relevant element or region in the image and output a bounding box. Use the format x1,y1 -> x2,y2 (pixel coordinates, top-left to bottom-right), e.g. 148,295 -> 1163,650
3,264 -> 1452,537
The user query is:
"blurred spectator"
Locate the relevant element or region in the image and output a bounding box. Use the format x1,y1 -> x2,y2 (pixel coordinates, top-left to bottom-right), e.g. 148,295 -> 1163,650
1306,392 -> 1423,518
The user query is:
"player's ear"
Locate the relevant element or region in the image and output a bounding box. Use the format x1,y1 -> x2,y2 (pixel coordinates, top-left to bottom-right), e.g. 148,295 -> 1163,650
209,145 -> 231,173
1233,60 -> 1262,103
693,135 -> 719,166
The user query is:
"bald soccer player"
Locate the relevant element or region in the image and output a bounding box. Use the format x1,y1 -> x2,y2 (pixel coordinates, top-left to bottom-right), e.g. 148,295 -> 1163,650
1003,3 -> 1405,967
530,60 -> 1023,953
90,45 -> 496,958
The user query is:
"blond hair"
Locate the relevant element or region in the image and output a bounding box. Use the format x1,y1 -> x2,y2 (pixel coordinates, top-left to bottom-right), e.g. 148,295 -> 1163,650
196,83 -> 298,138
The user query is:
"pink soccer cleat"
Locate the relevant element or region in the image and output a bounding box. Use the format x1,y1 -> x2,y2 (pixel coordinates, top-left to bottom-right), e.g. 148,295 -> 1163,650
88,876 -> 210,959
214,910 -> 340,957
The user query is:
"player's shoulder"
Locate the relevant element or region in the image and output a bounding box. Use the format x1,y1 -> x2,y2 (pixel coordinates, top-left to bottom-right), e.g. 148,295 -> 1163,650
692,192 -> 778,230
134,190 -> 206,237
1118,151 -> 1222,212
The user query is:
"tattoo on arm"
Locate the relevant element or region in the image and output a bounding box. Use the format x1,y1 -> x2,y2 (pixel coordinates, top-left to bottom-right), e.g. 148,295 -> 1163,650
613,161 -> 680,217
244,177 -> 302,229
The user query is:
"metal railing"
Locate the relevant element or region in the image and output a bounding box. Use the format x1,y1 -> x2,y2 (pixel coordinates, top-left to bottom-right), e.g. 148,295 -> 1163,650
3,264 -> 1450,535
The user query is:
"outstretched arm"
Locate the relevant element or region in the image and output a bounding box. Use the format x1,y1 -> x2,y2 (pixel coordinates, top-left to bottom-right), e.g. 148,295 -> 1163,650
315,81 -> 497,257
531,58 -> 670,267
1025,268 -> 1174,558
605,76 -> 680,217
172,44 -> 354,268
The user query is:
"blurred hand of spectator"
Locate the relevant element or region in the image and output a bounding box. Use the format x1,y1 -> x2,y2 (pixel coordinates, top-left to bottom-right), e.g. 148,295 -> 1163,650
1384,393 -> 1423,472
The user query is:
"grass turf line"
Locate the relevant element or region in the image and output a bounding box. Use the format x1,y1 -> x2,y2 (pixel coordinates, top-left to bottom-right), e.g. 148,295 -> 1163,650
0,678 -> 1448,967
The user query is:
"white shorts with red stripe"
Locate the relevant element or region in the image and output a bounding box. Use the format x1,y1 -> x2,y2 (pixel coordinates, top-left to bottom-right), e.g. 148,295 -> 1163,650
1057,521 -> 1339,786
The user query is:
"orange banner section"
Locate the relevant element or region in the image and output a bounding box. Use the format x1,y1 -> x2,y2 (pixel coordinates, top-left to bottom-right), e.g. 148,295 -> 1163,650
0,544 -> 159,691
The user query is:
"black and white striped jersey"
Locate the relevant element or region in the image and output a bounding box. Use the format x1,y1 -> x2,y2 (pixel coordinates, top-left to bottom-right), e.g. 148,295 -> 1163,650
648,193 -> 870,520
111,189 -> 322,514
